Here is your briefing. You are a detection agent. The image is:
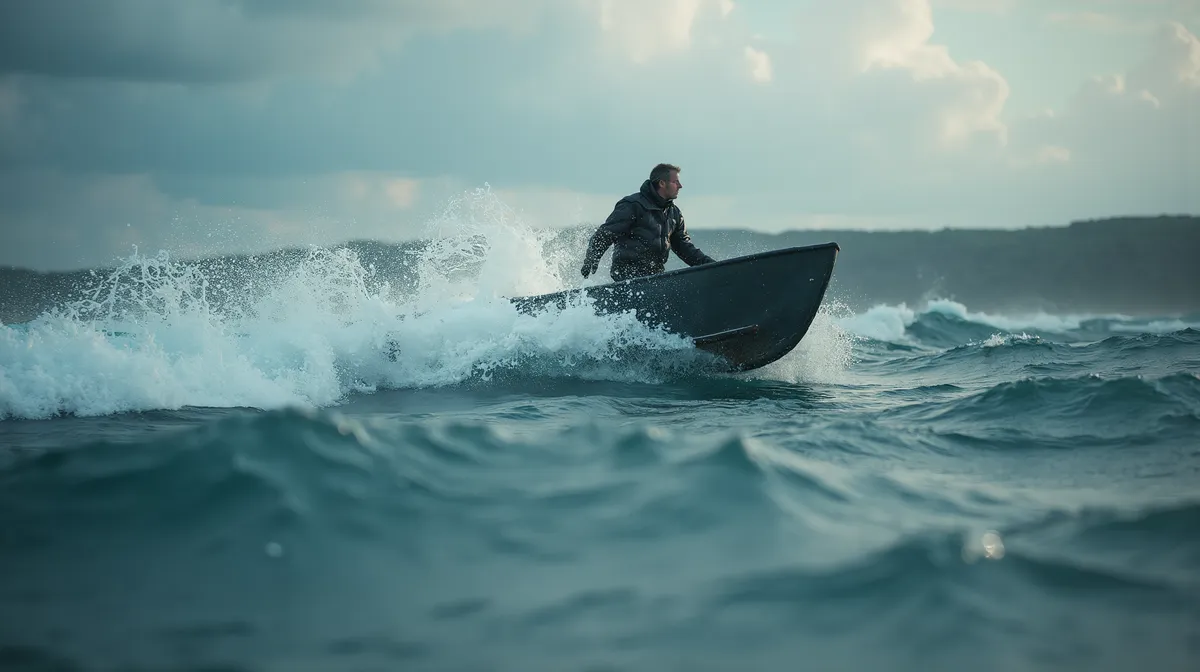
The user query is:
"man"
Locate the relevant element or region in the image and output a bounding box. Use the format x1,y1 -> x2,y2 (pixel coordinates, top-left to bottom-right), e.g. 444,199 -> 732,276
581,163 -> 716,282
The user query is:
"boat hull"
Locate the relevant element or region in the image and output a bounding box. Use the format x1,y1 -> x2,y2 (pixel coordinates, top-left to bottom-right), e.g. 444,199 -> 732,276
512,242 -> 840,372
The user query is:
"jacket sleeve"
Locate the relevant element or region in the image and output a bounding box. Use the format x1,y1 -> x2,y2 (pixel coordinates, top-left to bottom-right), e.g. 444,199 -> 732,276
669,213 -> 716,266
583,199 -> 636,269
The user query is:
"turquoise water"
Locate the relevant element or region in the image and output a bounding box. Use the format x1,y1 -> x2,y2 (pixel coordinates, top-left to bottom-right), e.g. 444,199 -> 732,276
1,219 -> 1198,671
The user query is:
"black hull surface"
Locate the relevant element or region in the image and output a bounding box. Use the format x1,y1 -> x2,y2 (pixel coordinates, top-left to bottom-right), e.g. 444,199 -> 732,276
512,242 -> 840,372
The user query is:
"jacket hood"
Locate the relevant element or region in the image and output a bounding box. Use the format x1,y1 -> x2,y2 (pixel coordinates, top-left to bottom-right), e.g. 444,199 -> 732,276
639,179 -> 672,209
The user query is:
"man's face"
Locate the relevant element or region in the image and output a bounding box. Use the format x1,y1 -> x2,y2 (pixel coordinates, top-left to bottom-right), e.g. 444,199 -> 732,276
660,172 -> 682,199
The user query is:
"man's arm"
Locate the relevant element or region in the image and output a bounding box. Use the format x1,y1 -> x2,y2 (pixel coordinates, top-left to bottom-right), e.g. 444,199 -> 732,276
669,213 -> 716,266
582,199 -> 635,277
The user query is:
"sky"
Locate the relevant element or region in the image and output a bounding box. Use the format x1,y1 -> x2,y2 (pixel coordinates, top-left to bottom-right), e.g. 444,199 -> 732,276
0,0 -> 1197,270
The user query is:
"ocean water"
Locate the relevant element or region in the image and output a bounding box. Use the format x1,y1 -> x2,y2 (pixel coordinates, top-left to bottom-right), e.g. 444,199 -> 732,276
2,192 -> 1199,672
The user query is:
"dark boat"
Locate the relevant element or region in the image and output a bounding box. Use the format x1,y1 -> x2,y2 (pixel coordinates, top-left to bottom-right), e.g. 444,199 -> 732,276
511,242 -> 840,372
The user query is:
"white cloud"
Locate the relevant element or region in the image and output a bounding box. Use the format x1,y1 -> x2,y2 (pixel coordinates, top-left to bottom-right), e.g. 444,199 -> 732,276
1129,20 -> 1200,91
744,46 -> 773,83
593,0 -> 701,62
813,0 -> 1011,150
1007,20 -> 1199,213
590,0 -> 747,64
857,0 -> 941,72
929,0 -> 1014,14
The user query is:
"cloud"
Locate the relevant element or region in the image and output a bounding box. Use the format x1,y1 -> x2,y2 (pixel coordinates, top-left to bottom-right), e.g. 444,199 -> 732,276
0,0 -> 1022,270
0,0 -> 754,84
0,0 -> 559,83
781,0 -> 1009,159
593,0 -> 706,63
1129,19 -> 1200,90
1008,20 -> 1199,215
929,0 -> 1015,14
744,46 -> 774,83
1043,0 -> 1200,34
0,0 -> 1196,270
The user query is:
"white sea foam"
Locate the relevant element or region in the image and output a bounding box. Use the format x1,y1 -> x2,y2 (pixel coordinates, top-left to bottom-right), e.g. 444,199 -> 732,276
1106,319 -> 1200,334
835,303 -> 919,344
0,186 -> 700,420
922,299 -> 1099,334
744,298 -> 859,385
833,297 -> 1194,345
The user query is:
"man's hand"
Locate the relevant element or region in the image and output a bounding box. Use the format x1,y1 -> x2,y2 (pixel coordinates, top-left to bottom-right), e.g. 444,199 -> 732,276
581,259 -> 599,278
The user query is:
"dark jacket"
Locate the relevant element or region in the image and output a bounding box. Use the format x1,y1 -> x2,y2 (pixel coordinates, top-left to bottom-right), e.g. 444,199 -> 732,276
582,179 -> 716,281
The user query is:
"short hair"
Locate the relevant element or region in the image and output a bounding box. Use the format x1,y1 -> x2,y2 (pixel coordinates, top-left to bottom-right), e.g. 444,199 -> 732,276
649,163 -> 680,185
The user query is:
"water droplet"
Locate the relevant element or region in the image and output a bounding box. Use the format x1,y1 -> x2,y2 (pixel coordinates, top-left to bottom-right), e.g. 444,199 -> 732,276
981,530 -> 1005,560
265,542 -> 284,558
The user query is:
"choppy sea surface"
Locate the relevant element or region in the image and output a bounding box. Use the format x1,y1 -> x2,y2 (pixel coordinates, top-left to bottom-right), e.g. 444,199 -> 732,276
2,197 -> 1198,671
